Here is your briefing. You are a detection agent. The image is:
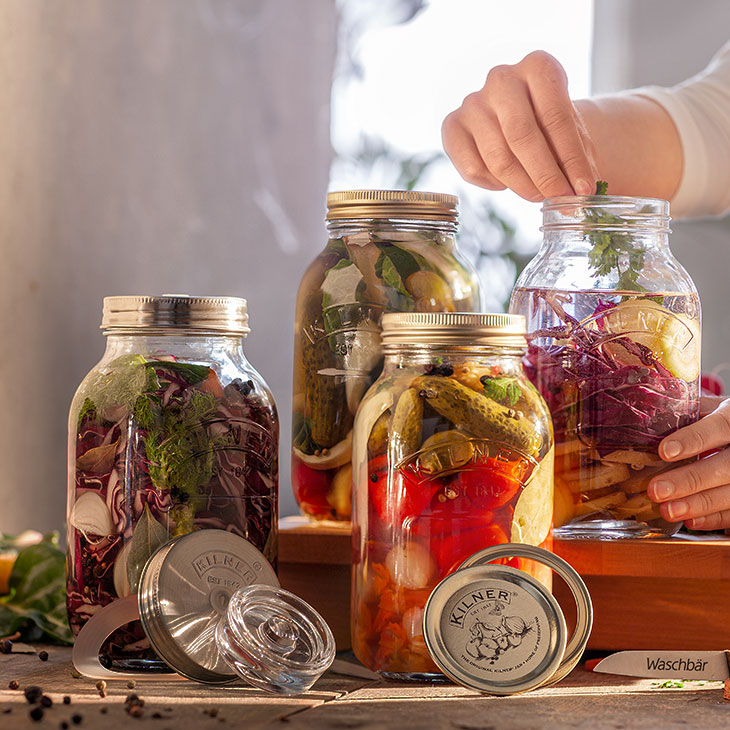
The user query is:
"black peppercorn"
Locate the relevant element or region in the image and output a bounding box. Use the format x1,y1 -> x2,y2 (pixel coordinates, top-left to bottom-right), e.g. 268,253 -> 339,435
8,680 -> 19,690
40,695 -> 53,708
29,706 -> 44,722
0,639 -> 12,654
38,651 -> 49,661
24,686 -> 43,704
71,714 -> 83,724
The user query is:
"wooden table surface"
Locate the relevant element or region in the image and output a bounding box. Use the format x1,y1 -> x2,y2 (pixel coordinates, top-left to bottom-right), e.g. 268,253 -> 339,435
2,647 -> 730,729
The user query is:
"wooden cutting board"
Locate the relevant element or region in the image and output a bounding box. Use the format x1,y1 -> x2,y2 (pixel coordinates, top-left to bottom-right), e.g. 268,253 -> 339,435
278,516 -> 730,652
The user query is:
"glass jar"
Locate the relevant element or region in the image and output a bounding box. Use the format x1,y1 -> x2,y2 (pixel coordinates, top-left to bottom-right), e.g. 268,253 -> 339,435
67,296 -> 278,670
292,190 -> 481,522
510,196 -> 701,538
350,313 -> 554,679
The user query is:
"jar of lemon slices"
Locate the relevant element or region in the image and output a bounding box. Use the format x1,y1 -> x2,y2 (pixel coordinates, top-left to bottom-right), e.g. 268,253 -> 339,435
350,312 -> 554,679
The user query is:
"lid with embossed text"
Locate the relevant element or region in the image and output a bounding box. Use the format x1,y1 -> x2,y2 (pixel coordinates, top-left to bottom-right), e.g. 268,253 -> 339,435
137,530 -> 335,692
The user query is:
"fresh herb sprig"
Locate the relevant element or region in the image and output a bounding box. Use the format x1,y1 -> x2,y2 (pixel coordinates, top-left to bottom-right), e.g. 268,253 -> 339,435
480,375 -> 522,407
586,180 -> 646,292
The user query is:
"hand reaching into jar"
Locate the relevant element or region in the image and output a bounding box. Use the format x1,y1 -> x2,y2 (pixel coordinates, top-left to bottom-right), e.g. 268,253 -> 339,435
442,49 -> 688,207
649,396 -> 730,530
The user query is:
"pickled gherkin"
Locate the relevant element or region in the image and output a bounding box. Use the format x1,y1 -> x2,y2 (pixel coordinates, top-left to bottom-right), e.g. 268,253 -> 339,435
390,388 -> 423,458
411,376 -> 541,457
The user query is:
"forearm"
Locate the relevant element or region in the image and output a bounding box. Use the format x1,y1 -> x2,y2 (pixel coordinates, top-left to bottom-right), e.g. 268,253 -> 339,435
575,94 -> 683,201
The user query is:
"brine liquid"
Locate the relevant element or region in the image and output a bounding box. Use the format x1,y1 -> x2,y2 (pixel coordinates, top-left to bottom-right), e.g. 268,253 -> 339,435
510,287 -> 700,535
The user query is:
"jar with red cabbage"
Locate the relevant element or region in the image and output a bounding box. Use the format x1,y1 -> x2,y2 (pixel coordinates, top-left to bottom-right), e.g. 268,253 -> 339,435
67,296 -> 278,670
510,190 -> 700,538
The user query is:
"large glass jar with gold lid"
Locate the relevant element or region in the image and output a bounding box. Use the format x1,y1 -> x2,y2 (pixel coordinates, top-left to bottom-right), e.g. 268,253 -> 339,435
67,295 -> 278,670
292,190 -> 481,522
350,312 -> 554,678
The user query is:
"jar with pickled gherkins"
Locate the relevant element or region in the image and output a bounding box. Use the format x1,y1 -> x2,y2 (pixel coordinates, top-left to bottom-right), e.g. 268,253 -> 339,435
292,190 -> 481,522
509,192 -> 700,538
351,313 -> 554,679
67,296 -> 278,671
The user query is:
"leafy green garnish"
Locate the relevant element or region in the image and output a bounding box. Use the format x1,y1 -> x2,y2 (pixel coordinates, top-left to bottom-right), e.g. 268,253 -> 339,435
482,376 -> 522,407
0,533 -> 72,644
651,680 -> 685,689
376,253 -> 414,311
126,506 -> 169,592
586,181 -> 646,292
138,389 -> 226,495
77,397 -> 97,428
146,361 -> 211,385
293,414 -> 317,455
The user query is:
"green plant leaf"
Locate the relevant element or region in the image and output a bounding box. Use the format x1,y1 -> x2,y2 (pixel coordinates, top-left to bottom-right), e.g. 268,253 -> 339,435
482,376 -> 522,407
0,535 -> 72,644
125,506 -> 170,592
146,361 -> 211,385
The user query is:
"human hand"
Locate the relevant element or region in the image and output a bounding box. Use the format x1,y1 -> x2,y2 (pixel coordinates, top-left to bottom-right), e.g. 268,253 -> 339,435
648,396 -> 730,530
442,50 -> 599,202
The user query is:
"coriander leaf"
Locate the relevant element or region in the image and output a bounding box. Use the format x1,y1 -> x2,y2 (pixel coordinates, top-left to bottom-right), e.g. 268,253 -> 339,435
481,376 -> 522,407
595,180 -> 608,195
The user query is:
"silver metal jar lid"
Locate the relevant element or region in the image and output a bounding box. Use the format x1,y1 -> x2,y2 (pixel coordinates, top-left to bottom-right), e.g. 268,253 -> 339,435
380,312 -> 527,349
101,295 -> 250,335
138,530 -> 279,684
423,544 -> 592,695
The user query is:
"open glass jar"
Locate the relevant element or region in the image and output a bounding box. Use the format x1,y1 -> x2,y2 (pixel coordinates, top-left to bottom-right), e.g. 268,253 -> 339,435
67,296 -> 278,670
510,196 -> 701,538
292,190 -> 481,522
350,313 -> 554,679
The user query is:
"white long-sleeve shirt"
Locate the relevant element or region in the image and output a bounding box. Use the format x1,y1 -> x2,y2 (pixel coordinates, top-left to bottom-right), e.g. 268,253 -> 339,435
634,41 -> 730,219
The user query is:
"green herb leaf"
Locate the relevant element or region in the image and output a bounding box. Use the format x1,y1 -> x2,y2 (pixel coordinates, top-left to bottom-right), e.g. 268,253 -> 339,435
77,397 -> 97,428
125,505 -> 170,593
586,181 -> 646,292
482,376 -> 522,407
378,254 -> 414,311
0,534 -> 72,644
146,361 -> 211,385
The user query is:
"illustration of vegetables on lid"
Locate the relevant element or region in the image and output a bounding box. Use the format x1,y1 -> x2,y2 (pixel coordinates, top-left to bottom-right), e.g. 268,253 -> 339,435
291,190 -> 482,522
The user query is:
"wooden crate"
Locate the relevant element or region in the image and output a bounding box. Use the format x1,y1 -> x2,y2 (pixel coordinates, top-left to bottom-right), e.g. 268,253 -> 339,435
279,516 -> 730,652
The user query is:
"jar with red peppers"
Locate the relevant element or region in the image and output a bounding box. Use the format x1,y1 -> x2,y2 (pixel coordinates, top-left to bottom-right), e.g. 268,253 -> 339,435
351,312 -> 554,679
291,190 -> 481,522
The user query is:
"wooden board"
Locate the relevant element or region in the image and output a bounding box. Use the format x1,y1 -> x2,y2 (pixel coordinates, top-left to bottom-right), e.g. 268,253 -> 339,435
4,646 -> 730,730
279,517 -> 730,651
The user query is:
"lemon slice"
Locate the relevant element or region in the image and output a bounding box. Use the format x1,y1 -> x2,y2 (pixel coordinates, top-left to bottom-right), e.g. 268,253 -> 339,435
659,313 -> 701,382
601,299 -> 700,381
511,447 -> 554,545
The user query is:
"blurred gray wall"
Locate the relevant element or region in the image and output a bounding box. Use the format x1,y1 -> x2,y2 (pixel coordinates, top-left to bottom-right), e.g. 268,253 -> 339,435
593,0 -> 730,378
0,0 -> 337,533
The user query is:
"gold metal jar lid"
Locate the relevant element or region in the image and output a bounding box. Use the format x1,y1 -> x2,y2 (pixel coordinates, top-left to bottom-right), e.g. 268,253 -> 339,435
380,312 -> 527,349
326,190 -> 458,222
101,295 -> 250,335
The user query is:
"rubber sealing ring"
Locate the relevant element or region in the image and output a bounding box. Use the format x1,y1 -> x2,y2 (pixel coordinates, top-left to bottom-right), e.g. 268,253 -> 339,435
71,595 -> 184,681
458,544 -> 593,688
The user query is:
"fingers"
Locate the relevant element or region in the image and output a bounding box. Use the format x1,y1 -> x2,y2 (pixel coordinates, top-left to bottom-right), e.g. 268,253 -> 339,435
442,113 -> 505,191
441,50 -> 597,199
658,398 -> 730,461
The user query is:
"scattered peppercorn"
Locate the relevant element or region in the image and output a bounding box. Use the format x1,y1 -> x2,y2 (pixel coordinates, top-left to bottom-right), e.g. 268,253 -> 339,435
63,696 -> 71,705
95,681 -> 106,692
8,680 -> 19,690
128,704 -> 144,718
70,671 -> 81,679
61,722 -> 69,729
71,714 -> 83,724
38,651 -> 49,661
127,680 -> 136,689
100,708 -> 108,715
152,712 -> 163,719
0,639 -> 12,654
30,706 -> 44,722
41,695 -> 53,708
204,708 -> 219,718
24,686 -> 43,704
